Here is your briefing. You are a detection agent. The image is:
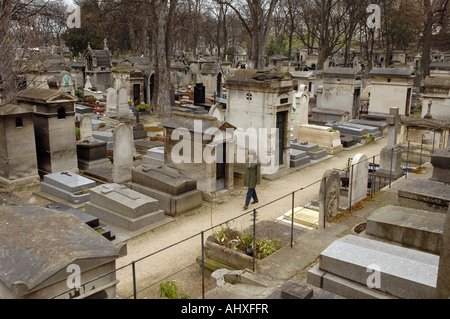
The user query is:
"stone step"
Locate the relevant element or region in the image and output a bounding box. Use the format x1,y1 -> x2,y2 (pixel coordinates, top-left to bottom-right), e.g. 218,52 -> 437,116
318,235 -> 439,299
307,263 -> 396,299
366,205 -> 445,254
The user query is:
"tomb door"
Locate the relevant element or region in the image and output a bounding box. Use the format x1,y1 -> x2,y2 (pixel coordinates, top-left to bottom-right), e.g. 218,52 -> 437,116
216,142 -> 226,191
352,88 -> 361,119
405,88 -> 412,116
276,111 -> 287,165
133,84 -> 140,105
217,73 -> 222,98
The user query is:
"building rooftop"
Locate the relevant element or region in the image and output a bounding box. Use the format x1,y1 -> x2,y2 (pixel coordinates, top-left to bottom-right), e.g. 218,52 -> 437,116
369,67 -> 416,77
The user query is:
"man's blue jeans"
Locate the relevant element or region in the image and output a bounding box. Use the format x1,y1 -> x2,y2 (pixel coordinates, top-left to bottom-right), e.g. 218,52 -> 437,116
245,188 -> 258,206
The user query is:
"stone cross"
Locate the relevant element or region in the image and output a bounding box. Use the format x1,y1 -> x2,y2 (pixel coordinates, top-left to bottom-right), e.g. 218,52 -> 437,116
101,184 -> 140,200
84,75 -> 92,90
386,107 -> 400,147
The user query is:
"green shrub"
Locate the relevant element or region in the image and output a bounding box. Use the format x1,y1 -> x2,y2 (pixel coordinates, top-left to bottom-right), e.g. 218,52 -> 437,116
159,281 -> 189,299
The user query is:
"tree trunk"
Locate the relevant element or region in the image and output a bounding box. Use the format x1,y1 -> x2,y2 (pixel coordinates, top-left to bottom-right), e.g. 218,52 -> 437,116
421,0 -> 433,80
152,0 -> 177,118
0,0 -> 15,104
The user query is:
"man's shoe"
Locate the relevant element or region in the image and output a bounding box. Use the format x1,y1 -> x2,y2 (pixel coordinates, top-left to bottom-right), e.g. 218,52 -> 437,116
243,205 -> 248,210
251,200 -> 259,204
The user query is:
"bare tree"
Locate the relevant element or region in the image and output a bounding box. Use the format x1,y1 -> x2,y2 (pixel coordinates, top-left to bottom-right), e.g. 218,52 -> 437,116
420,0 -> 449,79
151,0 -> 178,117
1,0 -> 63,106
216,0 -> 279,69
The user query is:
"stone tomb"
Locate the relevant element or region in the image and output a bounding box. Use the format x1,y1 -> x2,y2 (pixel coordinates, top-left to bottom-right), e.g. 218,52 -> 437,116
92,131 -> 114,150
130,164 -> 202,216
0,104 -> 40,190
0,206 -> 125,299
297,124 -> 343,155
16,88 -> 79,176
85,183 -> 166,231
142,146 -> 165,166
44,202 -> 115,241
290,140 -> 328,160
39,171 -> 96,205
366,205 -> 445,254
77,115 -> 112,171
289,149 -> 311,168
397,148 -> 450,213
307,235 -> 440,299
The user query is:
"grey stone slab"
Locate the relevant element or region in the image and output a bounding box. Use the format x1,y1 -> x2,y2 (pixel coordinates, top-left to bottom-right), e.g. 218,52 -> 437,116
42,171 -> 96,193
280,280 -> 314,299
92,131 -> 114,150
339,122 -> 380,134
366,205 -> 445,254
44,202 -> 99,227
348,119 -> 388,130
307,264 -> 395,299
85,201 -> 165,231
332,124 -> 368,136
290,156 -> 311,168
132,165 -> 197,195
291,141 -> 319,152
319,235 -> 439,299
40,181 -> 91,204
91,119 -> 110,131
88,183 -> 160,219
397,179 -> 450,213
307,148 -> 328,160
290,149 -> 307,160
131,182 -> 202,217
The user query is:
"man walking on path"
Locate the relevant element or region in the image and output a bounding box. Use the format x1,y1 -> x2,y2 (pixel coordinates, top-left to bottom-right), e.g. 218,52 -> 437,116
243,149 -> 261,210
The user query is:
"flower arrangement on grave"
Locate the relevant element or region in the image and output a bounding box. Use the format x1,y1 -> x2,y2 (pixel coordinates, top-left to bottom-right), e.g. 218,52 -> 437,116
212,224 -> 284,260
362,134 -> 375,143
85,95 -> 97,105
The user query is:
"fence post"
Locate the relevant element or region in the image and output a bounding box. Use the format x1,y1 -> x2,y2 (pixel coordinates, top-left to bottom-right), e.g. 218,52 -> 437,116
406,141 -> 410,179
291,191 -> 295,248
371,155 -> 376,199
389,147 -> 394,188
252,209 -> 256,272
349,164 -> 354,213
432,129 -> 436,154
201,231 -> 205,299
132,261 -> 137,299
419,134 -> 424,168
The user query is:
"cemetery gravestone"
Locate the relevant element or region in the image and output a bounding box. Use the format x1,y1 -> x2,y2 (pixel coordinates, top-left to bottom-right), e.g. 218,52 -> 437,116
116,86 -> 131,119
105,87 -> 117,116
111,123 -> 134,183
318,170 -> 341,229
40,171 -> 96,204
348,153 -> 369,205
79,115 -> 94,142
